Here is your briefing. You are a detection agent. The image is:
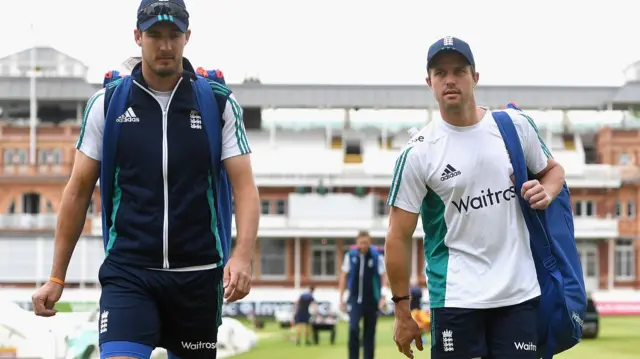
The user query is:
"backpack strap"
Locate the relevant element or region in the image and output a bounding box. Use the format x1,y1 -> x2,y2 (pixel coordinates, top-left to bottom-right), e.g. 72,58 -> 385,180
191,74 -> 234,265
100,75 -> 132,253
193,68 -> 234,265
492,111 -> 552,256
493,110 -> 561,359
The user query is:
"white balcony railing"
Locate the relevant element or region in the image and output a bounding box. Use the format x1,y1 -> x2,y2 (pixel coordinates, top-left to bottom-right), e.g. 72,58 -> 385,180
86,214 -> 619,240
0,214 -> 58,230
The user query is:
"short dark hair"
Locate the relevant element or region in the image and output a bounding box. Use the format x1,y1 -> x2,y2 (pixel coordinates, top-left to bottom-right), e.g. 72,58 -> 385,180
357,230 -> 371,238
309,285 -> 316,292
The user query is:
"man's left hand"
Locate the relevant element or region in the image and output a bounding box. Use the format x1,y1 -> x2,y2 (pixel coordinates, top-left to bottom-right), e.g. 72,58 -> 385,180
223,253 -> 252,303
378,298 -> 386,311
521,179 -> 552,210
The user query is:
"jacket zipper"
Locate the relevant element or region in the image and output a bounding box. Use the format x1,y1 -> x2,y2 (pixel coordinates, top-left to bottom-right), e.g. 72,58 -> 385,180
133,78 -> 183,269
358,253 -> 365,304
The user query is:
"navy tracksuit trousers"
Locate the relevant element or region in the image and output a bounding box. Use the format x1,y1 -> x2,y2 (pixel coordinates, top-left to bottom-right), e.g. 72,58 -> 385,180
348,303 -> 378,359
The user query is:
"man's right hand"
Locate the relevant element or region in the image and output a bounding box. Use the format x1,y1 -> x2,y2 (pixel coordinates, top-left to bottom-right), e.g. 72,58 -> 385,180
339,301 -> 347,313
32,280 -> 64,317
393,303 -> 423,359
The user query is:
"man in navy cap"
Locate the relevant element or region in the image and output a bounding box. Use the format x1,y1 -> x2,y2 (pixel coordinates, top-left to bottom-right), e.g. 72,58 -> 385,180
385,36 -> 566,359
30,1 -> 260,359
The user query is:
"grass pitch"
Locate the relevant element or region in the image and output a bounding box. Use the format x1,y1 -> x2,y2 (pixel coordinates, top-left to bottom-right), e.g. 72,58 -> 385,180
234,316 -> 640,359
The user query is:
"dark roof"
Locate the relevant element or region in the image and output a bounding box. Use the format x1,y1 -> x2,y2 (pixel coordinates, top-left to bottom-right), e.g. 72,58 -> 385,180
0,77 -> 97,102
0,77 -> 637,110
611,81 -> 640,106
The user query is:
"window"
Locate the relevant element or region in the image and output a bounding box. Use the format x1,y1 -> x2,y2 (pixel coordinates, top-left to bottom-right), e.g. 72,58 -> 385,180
275,199 -> 287,215
260,239 -> 286,279
310,239 -> 337,279
619,152 -> 632,166
628,201 -> 636,219
260,199 -> 271,214
615,200 -> 622,217
21,193 -> 40,214
585,250 -> 597,277
3,148 -> 27,165
574,200 -> 595,217
87,198 -> 94,215
614,239 -> 635,281
51,149 -> 62,164
46,200 -> 55,214
7,200 -> 15,213
376,198 -> 389,216
38,149 -> 48,164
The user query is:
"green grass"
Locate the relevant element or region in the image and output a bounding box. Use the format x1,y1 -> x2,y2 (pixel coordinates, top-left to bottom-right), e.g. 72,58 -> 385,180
234,316 -> 640,359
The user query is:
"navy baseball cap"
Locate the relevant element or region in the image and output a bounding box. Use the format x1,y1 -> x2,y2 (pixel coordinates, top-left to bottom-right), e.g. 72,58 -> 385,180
137,0 -> 190,33
426,36 -> 475,70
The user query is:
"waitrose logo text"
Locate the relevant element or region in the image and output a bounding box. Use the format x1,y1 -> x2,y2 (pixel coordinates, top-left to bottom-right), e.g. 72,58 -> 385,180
452,186 -> 516,213
181,341 -> 217,350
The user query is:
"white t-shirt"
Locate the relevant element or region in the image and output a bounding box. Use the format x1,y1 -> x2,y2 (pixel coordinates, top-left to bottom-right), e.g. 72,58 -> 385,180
387,108 -> 550,309
76,87 -> 250,163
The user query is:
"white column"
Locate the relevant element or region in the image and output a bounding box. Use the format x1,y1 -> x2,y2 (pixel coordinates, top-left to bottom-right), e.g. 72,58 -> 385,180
29,45 -> 38,165
294,237 -> 301,290
76,102 -> 83,124
608,238 -> 615,290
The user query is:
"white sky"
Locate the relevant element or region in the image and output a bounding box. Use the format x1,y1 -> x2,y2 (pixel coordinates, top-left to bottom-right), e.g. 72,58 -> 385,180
1,0 -> 637,127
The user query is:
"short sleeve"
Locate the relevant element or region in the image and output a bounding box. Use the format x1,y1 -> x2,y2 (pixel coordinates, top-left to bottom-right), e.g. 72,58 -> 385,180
386,147 -> 427,213
76,89 -> 106,161
341,252 -> 350,273
377,255 -> 386,275
221,93 -> 252,160
516,111 -> 551,175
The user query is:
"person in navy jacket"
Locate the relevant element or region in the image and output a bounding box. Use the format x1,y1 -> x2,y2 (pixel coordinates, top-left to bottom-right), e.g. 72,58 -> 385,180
338,231 -> 387,359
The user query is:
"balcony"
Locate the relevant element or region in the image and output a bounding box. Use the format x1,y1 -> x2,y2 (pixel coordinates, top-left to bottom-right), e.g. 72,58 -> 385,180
250,163 -> 621,188
88,214 -> 619,239
0,163 -> 72,179
0,214 -> 98,234
573,217 -> 619,239
0,214 -> 57,230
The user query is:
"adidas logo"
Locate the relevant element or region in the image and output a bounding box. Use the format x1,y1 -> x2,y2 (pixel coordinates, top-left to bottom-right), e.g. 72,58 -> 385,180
116,108 -> 140,123
440,164 -> 461,181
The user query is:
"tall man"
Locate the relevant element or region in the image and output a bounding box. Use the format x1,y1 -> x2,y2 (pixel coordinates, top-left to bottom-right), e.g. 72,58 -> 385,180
385,36 -> 566,359
338,231 -> 387,359
30,1 -> 260,358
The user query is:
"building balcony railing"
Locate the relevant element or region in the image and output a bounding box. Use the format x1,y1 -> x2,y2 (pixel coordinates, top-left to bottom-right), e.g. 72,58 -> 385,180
0,163 -> 72,178
83,213 -> 620,240
0,214 -> 58,230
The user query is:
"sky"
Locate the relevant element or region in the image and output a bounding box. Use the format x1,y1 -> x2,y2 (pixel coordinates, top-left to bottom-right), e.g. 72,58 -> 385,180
1,0 -> 638,126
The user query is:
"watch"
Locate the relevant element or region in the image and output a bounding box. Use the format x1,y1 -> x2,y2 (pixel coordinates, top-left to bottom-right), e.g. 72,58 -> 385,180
391,295 -> 411,303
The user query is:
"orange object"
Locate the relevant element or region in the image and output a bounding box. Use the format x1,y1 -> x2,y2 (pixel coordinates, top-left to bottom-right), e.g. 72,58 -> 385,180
411,309 -> 430,329
49,276 -> 65,286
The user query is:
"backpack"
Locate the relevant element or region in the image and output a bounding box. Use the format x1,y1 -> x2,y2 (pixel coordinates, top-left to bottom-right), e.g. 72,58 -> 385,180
493,104 -> 587,359
100,65 -> 234,266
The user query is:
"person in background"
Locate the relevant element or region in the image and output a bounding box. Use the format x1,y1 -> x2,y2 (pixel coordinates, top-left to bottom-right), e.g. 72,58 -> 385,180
409,281 -> 430,336
293,286 -> 317,346
338,231 -> 387,359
